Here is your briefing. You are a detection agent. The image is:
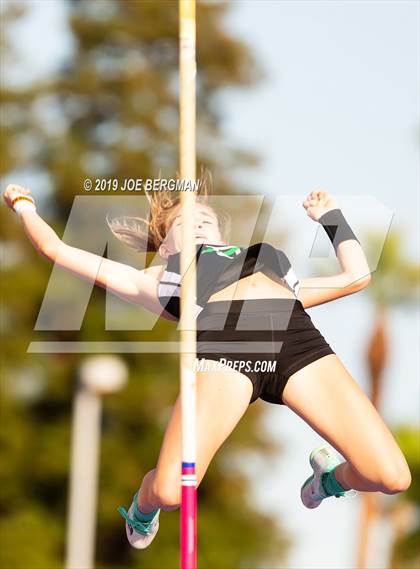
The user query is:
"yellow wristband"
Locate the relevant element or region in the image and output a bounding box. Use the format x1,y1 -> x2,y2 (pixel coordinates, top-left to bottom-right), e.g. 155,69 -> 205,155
12,196 -> 37,215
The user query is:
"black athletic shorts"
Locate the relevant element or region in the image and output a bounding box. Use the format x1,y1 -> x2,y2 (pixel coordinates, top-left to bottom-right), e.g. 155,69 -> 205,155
196,298 -> 335,405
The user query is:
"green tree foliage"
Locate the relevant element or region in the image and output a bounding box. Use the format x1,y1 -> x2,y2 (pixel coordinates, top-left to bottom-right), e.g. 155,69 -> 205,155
1,2 -> 290,567
388,427 -> 420,569
365,231 -> 419,308
357,231 -> 419,568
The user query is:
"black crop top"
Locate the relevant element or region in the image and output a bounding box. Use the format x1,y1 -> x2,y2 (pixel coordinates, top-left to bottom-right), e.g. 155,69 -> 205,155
157,242 -> 300,320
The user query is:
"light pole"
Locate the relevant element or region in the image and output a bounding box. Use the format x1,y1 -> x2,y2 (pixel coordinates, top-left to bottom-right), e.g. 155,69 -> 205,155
65,355 -> 128,569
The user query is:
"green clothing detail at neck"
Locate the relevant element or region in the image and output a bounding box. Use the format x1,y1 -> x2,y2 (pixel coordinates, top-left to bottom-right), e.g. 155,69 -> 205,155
201,245 -> 242,259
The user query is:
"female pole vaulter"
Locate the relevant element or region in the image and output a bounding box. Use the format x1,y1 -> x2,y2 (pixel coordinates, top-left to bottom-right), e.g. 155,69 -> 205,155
3,182 -> 411,549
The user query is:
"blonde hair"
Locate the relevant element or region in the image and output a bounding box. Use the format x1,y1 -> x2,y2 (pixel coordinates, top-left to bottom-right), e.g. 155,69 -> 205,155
106,169 -> 231,253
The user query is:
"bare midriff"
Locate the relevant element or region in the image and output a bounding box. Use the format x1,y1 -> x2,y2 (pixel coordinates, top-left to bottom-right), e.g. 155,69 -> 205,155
207,271 -> 296,303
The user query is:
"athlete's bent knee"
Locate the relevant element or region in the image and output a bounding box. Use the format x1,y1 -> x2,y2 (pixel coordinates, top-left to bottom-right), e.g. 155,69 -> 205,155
151,478 -> 181,509
351,451 -> 412,493
152,473 -> 206,509
380,466 -> 412,495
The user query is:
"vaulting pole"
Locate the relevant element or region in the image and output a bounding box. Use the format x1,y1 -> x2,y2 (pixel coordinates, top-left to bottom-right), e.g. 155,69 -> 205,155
179,1 -> 197,568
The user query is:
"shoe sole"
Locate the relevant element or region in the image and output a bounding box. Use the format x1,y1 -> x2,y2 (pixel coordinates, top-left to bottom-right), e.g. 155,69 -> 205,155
301,473 -> 321,509
301,446 -> 340,509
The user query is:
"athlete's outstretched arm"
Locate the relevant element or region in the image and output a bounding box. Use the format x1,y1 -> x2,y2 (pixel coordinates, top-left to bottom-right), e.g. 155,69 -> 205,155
298,190 -> 371,309
3,184 -> 171,317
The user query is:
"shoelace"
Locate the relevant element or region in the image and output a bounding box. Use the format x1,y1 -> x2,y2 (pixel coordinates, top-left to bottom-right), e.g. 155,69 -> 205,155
117,506 -> 157,535
307,472 -> 358,501
335,488 -> 358,499
311,484 -> 358,501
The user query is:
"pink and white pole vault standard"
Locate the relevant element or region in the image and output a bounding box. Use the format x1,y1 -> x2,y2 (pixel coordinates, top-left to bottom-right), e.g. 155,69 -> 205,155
179,1 -> 197,568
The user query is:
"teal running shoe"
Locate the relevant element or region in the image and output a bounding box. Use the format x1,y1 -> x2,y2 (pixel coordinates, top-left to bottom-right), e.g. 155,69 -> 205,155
301,446 -> 358,509
117,492 -> 160,549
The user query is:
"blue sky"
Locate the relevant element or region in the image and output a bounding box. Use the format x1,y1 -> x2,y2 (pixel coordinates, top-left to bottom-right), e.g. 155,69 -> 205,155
223,1 -> 419,257
4,1 -> 419,568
